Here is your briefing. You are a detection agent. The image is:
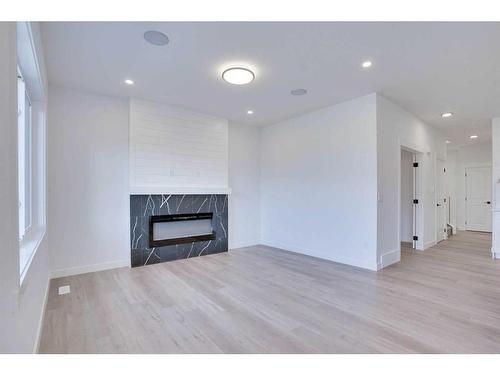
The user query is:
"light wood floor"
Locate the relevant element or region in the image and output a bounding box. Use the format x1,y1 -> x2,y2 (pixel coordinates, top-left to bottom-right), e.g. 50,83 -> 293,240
39,231 -> 500,353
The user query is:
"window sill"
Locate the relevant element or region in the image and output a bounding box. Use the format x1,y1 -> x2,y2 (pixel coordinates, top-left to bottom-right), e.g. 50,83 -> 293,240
19,226 -> 46,285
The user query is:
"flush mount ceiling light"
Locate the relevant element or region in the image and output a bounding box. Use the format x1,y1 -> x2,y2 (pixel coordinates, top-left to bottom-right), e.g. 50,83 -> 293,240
247,110 -> 254,115
124,79 -> 134,85
291,88 -> 307,96
144,31 -> 169,46
361,60 -> 373,69
222,67 -> 255,85
470,135 -> 479,139
441,112 -> 453,118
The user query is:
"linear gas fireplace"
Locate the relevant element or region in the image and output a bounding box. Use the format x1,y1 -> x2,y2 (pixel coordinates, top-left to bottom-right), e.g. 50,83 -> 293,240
130,194 -> 228,267
149,212 -> 216,247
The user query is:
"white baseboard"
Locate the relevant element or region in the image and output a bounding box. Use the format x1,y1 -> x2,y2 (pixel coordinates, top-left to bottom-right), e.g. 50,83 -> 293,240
424,240 -> 436,250
492,248 -> 500,259
229,241 -> 260,250
378,249 -> 400,270
51,259 -> 130,279
33,276 -> 50,354
261,240 -> 378,271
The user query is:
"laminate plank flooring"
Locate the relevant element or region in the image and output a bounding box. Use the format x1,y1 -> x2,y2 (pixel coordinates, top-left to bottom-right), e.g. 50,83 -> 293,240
39,231 -> 500,353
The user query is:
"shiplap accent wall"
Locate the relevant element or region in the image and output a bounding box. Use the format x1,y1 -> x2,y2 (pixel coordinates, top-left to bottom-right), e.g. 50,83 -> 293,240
129,99 -> 229,194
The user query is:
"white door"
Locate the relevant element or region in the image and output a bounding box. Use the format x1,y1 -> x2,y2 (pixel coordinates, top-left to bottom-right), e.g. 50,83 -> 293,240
436,159 -> 446,242
465,167 -> 492,232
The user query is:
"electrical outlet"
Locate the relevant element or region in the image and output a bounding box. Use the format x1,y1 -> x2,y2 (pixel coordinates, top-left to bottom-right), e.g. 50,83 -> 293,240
58,285 -> 70,295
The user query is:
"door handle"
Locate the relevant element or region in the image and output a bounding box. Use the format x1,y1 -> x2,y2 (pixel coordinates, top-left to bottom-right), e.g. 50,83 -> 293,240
486,201 -> 491,204
437,203 -> 442,207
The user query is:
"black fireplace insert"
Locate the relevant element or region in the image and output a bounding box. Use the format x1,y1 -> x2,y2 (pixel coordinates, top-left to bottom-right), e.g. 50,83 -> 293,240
149,212 -> 216,247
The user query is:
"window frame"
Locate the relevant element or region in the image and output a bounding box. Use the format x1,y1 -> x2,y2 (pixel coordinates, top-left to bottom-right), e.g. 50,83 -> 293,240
17,22 -> 47,285
17,70 -> 34,241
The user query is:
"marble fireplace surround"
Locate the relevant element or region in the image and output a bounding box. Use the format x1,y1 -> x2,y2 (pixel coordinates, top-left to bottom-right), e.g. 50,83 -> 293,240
130,194 -> 228,267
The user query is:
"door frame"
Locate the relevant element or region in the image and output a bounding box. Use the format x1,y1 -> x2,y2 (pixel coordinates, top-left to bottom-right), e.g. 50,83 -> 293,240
435,157 -> 447,243
397,141 -> 425,253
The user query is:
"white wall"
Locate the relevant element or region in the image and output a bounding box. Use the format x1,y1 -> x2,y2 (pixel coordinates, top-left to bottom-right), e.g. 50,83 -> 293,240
228,123 -> 261,249
129,99 -> 229,194
260,94 -> 378,270
0,20 -> 21,354
48,86 -> 130,277
447,141 -> 492,230
0,22 -> 50,353
491,118 -> 500,258
48,88 -> 261,275
377,94 -> 446,267
400,149 -> 414,242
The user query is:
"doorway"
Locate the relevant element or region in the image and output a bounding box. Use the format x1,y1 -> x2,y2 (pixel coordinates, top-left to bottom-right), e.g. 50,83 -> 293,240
436,159 -> 446,242
465,166 -> 492,232
400,149 -> 417,249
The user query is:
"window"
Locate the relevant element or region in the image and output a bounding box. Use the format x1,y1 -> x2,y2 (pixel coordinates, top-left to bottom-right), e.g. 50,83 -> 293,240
17,68 -> 33,240
17,22 -> 47,283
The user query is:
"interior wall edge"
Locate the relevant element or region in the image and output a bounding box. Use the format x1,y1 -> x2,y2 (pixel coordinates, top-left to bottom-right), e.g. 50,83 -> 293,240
33,276 -> 50,353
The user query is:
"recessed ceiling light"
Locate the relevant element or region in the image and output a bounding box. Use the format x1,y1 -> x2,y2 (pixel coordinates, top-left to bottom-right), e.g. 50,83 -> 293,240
446,140 -> 451,144
124,79 -> 134,85
470,135 -> 478,139
291,88 -> 307,96
441,112 -> 453,118
222,67 -> 255,85
362,60 -> 373,68
247,110 -> 254,115
144,31 -> 169,46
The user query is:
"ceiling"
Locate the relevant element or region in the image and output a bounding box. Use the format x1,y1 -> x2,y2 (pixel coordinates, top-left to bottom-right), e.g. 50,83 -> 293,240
41,22 -> 500,146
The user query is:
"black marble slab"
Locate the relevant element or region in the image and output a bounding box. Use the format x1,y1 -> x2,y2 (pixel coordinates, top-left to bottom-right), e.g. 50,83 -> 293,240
130,194 -> 228,267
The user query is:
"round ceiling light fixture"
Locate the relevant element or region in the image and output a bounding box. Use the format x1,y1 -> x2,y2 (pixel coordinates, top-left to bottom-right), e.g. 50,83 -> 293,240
247,110 -> 254,115
291,88 -> 308,96
222,67 -> 255,85
124,79 -> 134,85
361,60 -> 373,69
144,31 -> 169,46
470,134 -> 478,139
441,112 -> 453,118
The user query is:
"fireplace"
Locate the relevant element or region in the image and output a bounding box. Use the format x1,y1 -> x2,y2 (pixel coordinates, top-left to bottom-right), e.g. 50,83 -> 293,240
130,194 -> 228,267
149,212 -> 216,247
